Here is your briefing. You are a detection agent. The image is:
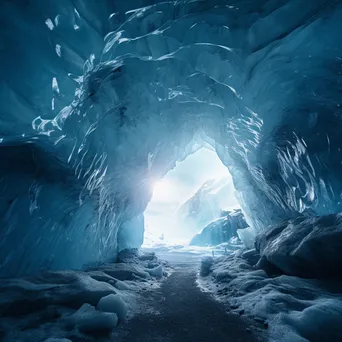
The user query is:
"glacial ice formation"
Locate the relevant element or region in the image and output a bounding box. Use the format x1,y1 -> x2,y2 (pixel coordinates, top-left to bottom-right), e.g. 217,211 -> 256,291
177,177 -> 239,234
190,209 -> 248,246
256,213 -> 342,278
1,0 -> 342,275
237,226 -> 257,249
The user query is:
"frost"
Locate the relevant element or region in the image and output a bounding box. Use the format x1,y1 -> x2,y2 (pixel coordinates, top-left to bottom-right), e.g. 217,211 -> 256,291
0,250 -> 168,341
199,249 -> 342,342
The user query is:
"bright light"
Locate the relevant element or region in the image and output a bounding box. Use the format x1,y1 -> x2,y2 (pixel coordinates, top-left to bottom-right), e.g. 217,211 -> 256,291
152,179 -> 174,202
143,147 -> 240,248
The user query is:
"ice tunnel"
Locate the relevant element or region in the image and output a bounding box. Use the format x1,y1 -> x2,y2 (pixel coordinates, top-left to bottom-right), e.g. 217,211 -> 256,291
1,0 -> 342,277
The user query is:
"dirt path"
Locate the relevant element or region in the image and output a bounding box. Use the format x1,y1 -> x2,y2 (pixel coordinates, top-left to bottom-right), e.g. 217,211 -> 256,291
114,263 -> 263,342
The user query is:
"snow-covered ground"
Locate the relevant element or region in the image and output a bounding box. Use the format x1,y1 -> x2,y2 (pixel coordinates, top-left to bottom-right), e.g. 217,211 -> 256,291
198,249 -> 342,342
0,250 -> 169,342
3,236 -> 341,342
142,238 -> 243,264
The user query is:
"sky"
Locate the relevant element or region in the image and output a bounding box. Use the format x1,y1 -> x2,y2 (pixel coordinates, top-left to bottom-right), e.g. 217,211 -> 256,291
143,147 -> 240,245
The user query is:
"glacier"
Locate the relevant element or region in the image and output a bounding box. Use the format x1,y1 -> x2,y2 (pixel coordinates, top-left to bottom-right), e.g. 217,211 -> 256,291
190,209 -> 248,246
177,176 -> 239,235
1,0 -> 342,282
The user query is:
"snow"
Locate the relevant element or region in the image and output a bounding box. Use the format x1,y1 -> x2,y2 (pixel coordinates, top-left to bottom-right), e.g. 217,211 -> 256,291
237,226 -> 257,249
67,303 -> 119,332
199,249 -> 342,342
97,294 -> 128,320
146,265 -> 164,278
0,250 -> 169,342
190,209 -> 248,247
200,256 -> 215,277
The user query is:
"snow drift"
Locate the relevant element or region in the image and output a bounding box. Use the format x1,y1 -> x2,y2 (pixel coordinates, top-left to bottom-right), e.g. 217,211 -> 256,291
199,248 -> 342,342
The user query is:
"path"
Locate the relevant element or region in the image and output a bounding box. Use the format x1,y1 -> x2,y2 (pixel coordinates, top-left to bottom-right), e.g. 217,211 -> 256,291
114,261 -> 263,342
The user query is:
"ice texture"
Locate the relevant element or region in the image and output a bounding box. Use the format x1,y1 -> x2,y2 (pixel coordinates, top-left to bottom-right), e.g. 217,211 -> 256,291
177,178 -> 238,234
256,213 -> 342,278
0,250 -> 168,341
190,209 -> 248,246
68,303 -> 119,333
237,226 -> 257,250
1,0 -> 342,275
97,294 -> 128,320
199,250 -> 342,342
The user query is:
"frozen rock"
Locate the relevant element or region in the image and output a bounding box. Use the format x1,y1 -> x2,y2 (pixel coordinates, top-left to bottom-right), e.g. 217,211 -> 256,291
190,209 -> 248,246
240,249 -> 260,266
256,213 -> 342,278
97,294 -> 128,320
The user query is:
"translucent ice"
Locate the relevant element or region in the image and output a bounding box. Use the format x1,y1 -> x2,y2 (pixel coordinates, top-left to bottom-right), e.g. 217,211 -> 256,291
1,0 -> 342,275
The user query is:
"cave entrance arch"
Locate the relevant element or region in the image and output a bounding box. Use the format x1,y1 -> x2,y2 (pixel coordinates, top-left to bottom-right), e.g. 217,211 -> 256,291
143,147 -> 239,248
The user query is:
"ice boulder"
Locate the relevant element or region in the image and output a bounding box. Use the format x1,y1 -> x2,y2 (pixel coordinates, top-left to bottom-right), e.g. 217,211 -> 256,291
97,294 -> 128,320
237,226 -> 257,249
256,214 -> 342,278
146,265 -> 163,279
68,303 -> 118,333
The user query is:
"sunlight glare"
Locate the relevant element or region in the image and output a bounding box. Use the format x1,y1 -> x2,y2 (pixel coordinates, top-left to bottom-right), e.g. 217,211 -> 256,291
152,179 -> 174,202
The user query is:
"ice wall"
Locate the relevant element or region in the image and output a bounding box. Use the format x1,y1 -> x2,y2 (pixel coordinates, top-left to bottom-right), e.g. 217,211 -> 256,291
1,0 -> 342,275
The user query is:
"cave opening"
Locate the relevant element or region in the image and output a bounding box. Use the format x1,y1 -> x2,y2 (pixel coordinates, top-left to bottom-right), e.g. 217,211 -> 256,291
143,147 -> 240,249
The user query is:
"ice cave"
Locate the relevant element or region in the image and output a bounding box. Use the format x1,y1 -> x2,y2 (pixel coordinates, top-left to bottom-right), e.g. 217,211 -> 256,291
1,0 -> 342,341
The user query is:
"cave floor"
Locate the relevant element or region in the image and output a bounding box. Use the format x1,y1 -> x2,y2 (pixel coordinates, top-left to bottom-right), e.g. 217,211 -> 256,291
113,261 -> 264,342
